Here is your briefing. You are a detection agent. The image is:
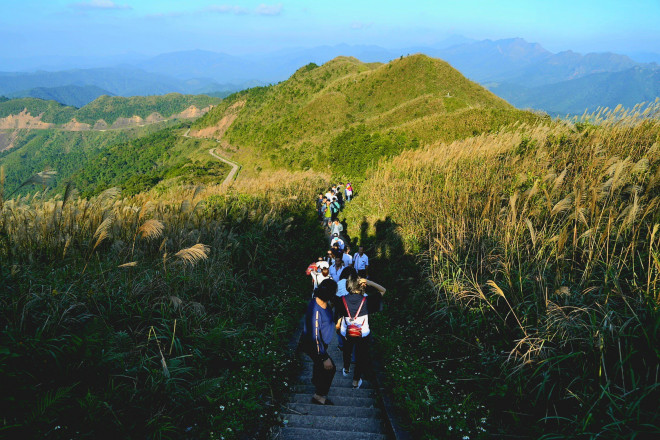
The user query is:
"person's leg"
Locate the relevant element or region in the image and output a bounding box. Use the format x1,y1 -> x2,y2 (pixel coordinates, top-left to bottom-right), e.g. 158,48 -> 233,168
316,355 -> 336,397
342,336 -> 355,373
354,336 -> 370,382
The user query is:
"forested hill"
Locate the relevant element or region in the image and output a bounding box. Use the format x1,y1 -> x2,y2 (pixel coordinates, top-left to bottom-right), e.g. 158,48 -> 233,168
0,93 -> 221,130
191,54 -> 543,177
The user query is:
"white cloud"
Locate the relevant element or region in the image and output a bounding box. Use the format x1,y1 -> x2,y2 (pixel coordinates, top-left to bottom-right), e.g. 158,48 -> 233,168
70,0 -> 132,10
204,3 -> 282,16
255,3 -> 283,16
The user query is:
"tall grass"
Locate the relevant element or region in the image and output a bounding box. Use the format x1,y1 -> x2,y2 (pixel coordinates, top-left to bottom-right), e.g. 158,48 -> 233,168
344,102 -> 660,438
0,171 -> 327,439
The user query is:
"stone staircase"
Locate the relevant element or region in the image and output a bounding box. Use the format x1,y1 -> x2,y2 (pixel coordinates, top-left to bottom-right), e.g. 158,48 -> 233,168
277,334 -> 390,439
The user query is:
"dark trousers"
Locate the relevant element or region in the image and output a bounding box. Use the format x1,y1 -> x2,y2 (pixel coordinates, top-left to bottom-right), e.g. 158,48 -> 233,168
306,344 -> 336,396
343,335 -> 370,381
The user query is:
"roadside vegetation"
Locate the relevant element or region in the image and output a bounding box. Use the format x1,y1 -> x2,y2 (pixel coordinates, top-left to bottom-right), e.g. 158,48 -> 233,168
343,104 -> 660,439
0,170 -> 327,439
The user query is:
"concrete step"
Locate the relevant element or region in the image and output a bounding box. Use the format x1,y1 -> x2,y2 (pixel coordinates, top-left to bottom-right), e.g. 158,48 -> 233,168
290,393 -> 377,408
284,414 -> 384,434
278,427 -> 388,440
297,373 -> 373,389
283,402 -> 380,418
293,384 -> 375,398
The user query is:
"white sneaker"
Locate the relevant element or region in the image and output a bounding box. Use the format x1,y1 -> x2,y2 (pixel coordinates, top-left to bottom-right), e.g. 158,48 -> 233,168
342,368 -> 350,377
353,379 -> 363,389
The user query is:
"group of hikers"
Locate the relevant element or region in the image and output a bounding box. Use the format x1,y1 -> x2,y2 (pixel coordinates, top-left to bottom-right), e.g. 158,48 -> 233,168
302,184 -> 387,405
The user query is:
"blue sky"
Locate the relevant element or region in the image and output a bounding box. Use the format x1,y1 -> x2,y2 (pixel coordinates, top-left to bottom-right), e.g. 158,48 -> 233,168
1,0 -> 659,59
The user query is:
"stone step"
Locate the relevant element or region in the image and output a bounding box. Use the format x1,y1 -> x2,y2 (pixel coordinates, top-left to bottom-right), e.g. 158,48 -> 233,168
284,414 -> 384,434
297,373 -> 373,389
293,384 -> 375,398
278,427 -> 388,440
283,402 -> 380,418
290,393 -> 377,408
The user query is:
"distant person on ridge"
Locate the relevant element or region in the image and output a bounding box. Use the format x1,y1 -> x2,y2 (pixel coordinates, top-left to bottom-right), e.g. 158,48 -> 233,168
302,279 -> 338,405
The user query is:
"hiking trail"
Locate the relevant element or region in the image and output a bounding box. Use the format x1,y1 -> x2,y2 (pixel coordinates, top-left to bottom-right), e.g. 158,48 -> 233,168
275,215 -> 393,439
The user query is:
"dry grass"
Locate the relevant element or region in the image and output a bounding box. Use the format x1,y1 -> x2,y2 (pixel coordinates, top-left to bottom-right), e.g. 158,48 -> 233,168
345,102 -> 660,435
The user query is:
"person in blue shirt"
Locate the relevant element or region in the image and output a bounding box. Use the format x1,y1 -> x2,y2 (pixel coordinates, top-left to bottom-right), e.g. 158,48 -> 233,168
302,278 -> 338,405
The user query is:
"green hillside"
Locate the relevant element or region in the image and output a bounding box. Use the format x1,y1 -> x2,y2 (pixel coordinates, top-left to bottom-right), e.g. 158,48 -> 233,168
69,125 -> 228,196
75,93 -> 221,125
0,93 -> 222,126
193,54 -> 542,177
0,97 -> 77,124
0,123 -> 179,195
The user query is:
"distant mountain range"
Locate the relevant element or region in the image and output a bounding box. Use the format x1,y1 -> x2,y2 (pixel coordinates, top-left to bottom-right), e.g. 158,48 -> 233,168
7,85 -> 113,108
1,37 -> 658,115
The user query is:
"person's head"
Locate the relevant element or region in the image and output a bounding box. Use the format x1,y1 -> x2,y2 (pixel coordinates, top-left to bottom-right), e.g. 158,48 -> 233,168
335,256 -> 343,266
344,246 -> 350,254
332,248 -> 343,259
317,261 -> 330,274
334,219 -> 340,224
333,233 -> 338,238
315,279 -> 338,302
345,271 -> 366,295
358,246 -> 364,255
340,266 -> 357,281
325,199 -> 331,204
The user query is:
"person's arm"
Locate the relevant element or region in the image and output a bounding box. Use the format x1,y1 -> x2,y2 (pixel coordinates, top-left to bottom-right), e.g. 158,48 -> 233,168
360,278 -> 386,295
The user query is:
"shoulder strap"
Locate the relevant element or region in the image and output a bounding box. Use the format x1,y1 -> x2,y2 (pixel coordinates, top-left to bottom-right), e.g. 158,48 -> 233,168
342,297 -> 353,319
355,296 -> 366,317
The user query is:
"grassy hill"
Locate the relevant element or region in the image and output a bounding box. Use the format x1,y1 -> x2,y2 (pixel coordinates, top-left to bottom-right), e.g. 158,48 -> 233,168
0,97 -> 77,124
192,54 -> 543,178
0,93 -> 222,127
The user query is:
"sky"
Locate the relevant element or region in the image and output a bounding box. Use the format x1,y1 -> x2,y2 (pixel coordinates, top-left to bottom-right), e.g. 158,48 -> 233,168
1,0 -> 659,62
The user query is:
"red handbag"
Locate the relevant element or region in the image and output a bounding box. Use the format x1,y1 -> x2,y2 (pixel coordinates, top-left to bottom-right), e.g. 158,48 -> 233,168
342,296 -> 366,337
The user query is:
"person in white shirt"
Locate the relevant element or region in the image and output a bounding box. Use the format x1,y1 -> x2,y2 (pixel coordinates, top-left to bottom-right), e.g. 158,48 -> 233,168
329,257 -> 345,282
342,245 -> 353,267
353,246 -> 369,278
309,261 -> 331,296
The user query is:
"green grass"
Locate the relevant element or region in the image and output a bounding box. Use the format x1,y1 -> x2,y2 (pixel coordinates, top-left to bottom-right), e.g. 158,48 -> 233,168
0,174 -> 328,439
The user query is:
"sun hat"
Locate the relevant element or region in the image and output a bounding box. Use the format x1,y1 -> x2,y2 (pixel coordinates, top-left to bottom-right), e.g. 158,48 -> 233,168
317,261 -> 330,269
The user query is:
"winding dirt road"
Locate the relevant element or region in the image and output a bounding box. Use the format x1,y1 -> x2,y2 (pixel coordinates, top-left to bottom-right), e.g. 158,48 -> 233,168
183,129 -> 241,185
